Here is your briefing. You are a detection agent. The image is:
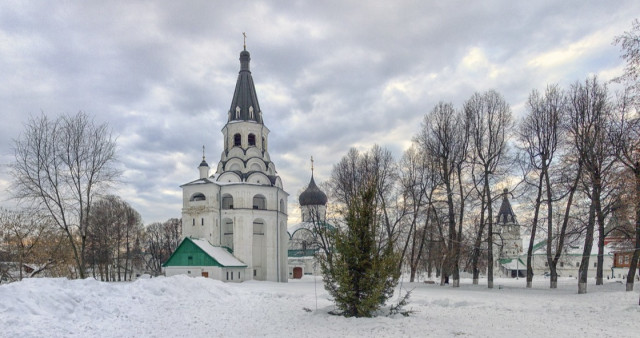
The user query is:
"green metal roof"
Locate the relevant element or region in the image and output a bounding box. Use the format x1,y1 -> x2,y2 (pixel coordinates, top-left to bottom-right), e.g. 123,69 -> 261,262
163,237 -> 246,268
288,249 -> 318,257
531,240 -> 547,252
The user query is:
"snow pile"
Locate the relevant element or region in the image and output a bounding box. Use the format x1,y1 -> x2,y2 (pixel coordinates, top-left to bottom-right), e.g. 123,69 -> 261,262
1,276 -> 639,337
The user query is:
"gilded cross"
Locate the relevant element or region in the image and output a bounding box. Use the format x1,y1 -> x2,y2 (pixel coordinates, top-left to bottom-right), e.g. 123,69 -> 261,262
243,32 -> 247,50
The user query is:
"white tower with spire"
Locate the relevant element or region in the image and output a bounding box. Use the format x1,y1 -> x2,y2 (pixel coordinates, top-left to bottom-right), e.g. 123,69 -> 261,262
178,43 -> 289,282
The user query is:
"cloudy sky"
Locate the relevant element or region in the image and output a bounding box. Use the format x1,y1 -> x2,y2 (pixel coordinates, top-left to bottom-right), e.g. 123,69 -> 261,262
0,1 -> 637,224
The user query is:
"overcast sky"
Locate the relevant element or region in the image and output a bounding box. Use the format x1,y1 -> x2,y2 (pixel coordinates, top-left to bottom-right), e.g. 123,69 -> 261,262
0,1 -> 637,224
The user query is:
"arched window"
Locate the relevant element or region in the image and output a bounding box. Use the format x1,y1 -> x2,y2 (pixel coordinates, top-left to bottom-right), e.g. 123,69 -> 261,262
190,193 -> 206,201
249,106 -> 254,119
222,194 -> 234,209
248,133 -> 256,146
252,194 -> 266,210
233,133 -> 241,147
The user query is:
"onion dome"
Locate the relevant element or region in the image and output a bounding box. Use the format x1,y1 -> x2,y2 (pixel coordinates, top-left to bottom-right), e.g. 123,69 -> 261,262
299,175 -> 327,206
198,146 -> 209,167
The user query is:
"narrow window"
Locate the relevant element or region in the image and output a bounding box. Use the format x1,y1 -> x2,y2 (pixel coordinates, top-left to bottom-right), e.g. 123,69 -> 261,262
231,271 -> 233,280
248,133 -> 256,146
192,218 -> 195,226
593,262 -> 597,268
238,271 -> 240,279
254,269 -> 257,277
226,271 -> 229,280
201,218 -> 204,226
234,133 -> 241,146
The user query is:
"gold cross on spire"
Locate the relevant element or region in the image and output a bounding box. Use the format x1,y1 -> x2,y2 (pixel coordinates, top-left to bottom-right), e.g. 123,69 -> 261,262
202,145 -> 206,161
243,32 -> 247,50
311,156 -> 314,175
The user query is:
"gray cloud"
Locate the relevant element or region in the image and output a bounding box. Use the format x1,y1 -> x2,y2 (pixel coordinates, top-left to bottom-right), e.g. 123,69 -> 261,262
0,1 -> 637,223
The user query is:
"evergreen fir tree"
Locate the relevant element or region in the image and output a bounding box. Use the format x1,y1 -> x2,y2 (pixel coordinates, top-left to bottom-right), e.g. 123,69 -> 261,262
319,181 -> 400,317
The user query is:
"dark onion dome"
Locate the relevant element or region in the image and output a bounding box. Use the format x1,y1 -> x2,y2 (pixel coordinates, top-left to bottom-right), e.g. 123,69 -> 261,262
199,159 -> 209,167
299,176 -> 327,206
496,188 -> 517,225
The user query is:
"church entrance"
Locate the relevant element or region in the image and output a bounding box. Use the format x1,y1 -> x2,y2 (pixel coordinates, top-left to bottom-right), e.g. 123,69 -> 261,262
293,267 -> 303,279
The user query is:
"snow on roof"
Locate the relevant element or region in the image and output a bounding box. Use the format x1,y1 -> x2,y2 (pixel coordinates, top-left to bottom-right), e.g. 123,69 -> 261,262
288,221 -> 314,233
180,177 -> 215,187
526,238 -> 614,256
190,238 -> 247,267
287,221 -> 335,236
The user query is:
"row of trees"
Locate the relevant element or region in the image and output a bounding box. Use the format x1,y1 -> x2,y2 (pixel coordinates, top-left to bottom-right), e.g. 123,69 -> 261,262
1,201 -> 182,282
2,112 -> 182,282
321,76 -> 637,291
317,20 -> 639,314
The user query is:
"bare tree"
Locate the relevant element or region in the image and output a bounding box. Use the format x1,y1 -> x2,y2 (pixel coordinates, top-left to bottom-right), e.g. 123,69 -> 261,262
466,90 -> 513,289
614,19 -> 640,108
610,92 -> 640,292
10,112 -> 119,278
397,146 -> 439,281
328,146 -> 407,252
567,77 -> 616,293
0,208 -> 60,281
613,19 -> 640,299
415,102 -> 470,287
519,85 -> 565,288
144,218 -> 182,275
87,195 -> 142,281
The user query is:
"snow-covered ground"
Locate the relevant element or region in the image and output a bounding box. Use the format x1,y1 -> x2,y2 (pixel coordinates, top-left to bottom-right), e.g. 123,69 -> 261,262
1,275 -> 638,337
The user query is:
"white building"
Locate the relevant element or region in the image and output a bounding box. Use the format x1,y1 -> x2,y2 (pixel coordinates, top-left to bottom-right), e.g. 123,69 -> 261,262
164,46 -> 289,282
493,188 -> 614,279
287,166 -> 330,278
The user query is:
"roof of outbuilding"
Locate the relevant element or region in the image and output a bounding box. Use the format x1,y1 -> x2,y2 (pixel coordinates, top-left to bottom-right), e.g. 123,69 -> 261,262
163,237 -> 247,268
190,238 -> 247,267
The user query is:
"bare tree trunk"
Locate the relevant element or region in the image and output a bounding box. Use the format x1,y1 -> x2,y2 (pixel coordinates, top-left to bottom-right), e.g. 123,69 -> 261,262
579,202 -> 596,294
591,173 -> 606,286
527,174 -> 544,288
551,160 -> 582,288
485,174 -> 494,289
471,190 -> 486,285
626,171 -> 640,291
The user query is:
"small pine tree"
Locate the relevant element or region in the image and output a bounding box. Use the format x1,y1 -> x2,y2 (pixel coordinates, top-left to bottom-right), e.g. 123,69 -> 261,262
319,182 -> 400,317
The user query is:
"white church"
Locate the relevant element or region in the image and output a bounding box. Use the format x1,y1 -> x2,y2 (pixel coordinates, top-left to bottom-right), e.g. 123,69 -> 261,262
164,45 -> 289,282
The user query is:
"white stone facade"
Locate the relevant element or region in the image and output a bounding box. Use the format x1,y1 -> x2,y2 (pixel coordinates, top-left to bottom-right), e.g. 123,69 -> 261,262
178,48 -> 289,282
